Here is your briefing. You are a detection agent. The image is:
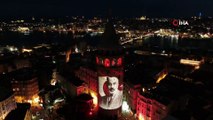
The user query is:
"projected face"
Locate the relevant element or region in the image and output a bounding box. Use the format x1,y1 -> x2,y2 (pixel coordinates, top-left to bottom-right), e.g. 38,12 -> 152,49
99,76 -> 123,110
107,77 -> 119,95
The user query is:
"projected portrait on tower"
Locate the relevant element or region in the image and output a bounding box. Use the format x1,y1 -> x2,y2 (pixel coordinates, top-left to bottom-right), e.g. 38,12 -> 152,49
99,76 -> 123,110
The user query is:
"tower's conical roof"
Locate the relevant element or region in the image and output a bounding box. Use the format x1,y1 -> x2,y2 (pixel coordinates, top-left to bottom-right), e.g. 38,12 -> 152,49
98,20 -> 121,50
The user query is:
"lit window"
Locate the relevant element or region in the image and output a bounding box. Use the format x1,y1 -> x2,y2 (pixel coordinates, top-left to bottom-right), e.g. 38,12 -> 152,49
104,58 -> 110,67
117,58 -> 122,66
96,57 -> 99,64
111,59 -> 116,66
99,58 -> 103,64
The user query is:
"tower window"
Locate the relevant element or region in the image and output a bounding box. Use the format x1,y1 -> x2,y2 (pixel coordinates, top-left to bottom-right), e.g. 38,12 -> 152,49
104,58 -> 110,67
117,58 -> 122,66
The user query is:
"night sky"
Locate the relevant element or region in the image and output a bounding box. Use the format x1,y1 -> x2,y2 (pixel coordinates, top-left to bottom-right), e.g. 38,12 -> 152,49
0,0 -> 212,18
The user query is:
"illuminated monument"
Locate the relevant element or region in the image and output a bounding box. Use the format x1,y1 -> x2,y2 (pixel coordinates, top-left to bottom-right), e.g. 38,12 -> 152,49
96,20 -> 124,118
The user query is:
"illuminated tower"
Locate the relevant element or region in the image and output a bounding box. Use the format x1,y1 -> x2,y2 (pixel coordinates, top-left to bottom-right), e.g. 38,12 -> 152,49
96,20 -> 124,118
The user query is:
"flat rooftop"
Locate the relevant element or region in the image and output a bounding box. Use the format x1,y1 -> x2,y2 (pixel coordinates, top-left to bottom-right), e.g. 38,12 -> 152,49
0,86 -> 13,101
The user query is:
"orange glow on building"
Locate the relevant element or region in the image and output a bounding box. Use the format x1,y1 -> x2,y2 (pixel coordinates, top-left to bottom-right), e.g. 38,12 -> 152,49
66,49 -> 71,63
28,95 -> 40,106
156,73 -> 167,83
32,96 -> 40,103
22,48 -> 32,53
155,69 -> 168,83
15,95 -> 40,107
138,113 -> 145,120
14,96 -> 25,103
12,76 -> 39,104
90,92 -> 98,107
180,59 -> 202,66
180,59 -> 203,70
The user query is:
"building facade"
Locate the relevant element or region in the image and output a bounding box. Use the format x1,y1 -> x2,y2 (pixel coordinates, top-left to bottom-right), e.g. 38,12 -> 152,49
123,83 -> 141,113
75,66 -> 98,94
0,89 -> 17,120
11,76 -> 39,103
136,92 -> 168,120
75,66 -> 98,106
56,73 -> 88,97
5,103 -> 31,120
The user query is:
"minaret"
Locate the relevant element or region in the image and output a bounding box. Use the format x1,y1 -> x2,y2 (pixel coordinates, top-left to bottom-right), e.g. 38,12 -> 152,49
96,19 -> 124,119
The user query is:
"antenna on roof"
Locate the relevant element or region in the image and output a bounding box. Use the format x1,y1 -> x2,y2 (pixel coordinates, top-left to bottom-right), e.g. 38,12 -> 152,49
106,0 -> 113,20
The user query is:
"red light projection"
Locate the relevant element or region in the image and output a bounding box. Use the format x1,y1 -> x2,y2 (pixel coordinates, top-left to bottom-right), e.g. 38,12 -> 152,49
97,57 -> 123,67
89,111 -> 93,115
111,59 -> 116,66
104,58 -> 110,67
96,57 -> 99,64
117,58 -> 122,66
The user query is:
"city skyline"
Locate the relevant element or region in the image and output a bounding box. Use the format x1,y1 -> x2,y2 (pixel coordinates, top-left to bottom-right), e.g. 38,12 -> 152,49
0,1 -> 213,120
0,0 -> 213,18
